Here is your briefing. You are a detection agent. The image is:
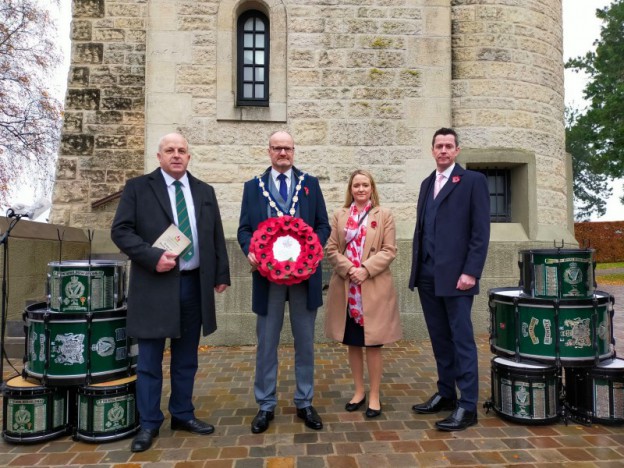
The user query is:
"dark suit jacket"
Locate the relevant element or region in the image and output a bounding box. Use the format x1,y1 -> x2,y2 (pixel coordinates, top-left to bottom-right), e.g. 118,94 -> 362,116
408,164 -> 490,296
237,166 -> 330,315
111,169 -> 230,338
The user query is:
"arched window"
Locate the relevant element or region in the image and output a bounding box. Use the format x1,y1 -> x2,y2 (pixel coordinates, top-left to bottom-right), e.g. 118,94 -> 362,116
237,11 -> 269,106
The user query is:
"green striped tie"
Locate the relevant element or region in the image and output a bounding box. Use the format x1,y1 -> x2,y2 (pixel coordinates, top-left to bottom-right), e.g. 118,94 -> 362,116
174,180 -> 194,260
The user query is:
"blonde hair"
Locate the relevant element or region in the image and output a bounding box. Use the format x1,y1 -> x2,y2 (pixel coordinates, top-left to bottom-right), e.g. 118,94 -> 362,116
343,169 -> 380,208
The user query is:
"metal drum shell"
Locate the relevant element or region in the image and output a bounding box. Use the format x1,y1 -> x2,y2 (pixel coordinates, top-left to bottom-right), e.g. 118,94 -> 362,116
489,287 -> 614,366
47,260 -> 127,313
74,375 -> 139,443
2,376 -> 70,444
518,249 -> 595,299
23,302 -> 136,386
564,358 -> 624,426
490,356 -> 561,425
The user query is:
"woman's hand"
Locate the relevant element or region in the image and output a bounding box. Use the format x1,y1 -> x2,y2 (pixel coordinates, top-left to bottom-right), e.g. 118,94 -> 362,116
349,266 -> 369,285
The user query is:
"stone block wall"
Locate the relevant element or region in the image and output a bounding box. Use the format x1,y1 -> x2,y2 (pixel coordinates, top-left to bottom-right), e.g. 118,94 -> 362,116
452,0 -> 571,235
51,0 -> 147,229
49,1 -> 575,345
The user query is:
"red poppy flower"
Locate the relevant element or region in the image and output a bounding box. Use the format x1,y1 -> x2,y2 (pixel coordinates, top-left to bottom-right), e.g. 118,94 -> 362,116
371,221 -> 377,229
452,176 -> 461,183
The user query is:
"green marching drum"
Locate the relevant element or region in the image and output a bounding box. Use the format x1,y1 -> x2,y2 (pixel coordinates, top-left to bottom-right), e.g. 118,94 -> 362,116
490,356 -> 560,424
75,375 -> 139,442
47,260 -> 127,312
519,248 -> 595,299
2,376 -> 70,443
564,357 -> 624,425
489,288 -> 614,366
24,302 -> 137,385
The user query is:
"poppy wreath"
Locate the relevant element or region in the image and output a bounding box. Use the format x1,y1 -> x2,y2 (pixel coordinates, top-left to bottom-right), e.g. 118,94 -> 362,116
250,215 -> 324,285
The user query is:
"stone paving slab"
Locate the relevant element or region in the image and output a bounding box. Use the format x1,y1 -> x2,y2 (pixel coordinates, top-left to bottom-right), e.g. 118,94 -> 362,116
1,284 -> 624,467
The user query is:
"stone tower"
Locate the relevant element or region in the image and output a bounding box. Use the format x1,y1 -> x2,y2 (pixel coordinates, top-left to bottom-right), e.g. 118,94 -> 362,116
52,0 -> 572,344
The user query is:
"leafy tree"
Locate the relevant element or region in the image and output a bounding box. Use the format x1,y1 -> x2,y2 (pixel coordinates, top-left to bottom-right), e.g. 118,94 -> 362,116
566,108 -> 611,220
566,0 -> 624,219
0,0 -> 63,211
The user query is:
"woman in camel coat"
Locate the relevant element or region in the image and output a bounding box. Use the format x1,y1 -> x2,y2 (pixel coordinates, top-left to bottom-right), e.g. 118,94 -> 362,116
325,169 -> 402,418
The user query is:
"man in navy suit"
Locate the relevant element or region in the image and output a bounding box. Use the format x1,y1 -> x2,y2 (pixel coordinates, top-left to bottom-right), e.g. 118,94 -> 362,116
238,130 -> 330,434
409,128 -> 490,431
112,133 -> 230,451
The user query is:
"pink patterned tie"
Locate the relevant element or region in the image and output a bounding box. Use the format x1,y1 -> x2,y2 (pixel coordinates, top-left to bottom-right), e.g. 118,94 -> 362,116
434,173 -> 445,199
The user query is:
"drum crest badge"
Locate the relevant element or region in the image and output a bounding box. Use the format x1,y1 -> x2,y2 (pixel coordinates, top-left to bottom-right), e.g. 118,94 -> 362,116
106,402 -> 126,428
92,337 -> 116,357
53,332 -> 85,365
597,320 -> 608,340
561,317 -> 591,348
13,405 -> 32,429
515,384 -> 531,417
564,262 -> 583,285
63,275 -> 87,308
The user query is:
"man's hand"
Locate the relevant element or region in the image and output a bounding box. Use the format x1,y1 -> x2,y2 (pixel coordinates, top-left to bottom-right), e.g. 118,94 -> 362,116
156,251 -> 178,272
456,274 -> 476,291
247,252 -> 259,267
215,284 -> 228,293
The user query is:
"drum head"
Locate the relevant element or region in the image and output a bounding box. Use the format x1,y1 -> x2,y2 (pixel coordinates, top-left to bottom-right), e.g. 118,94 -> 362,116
489,287 -> 524,299
89,375 -> 136,388
493,356 -> 551,370
5,377 -> 45,389
596,357 -> 624,370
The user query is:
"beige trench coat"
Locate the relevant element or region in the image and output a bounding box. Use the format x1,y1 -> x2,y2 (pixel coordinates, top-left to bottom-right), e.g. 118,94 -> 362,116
324,206 -> 402,345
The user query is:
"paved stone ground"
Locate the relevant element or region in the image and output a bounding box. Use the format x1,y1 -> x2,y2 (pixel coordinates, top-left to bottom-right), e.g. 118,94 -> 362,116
1,284 -> 624,467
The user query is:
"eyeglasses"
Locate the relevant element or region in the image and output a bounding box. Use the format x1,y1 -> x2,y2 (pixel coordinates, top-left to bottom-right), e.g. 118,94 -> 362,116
270,146 -> 294,154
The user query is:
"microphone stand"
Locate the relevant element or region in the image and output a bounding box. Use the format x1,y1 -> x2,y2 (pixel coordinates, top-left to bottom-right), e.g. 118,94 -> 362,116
0,209 -> 27,384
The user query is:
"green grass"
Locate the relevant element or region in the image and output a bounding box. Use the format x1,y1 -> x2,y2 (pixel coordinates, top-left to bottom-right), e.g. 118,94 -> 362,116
596,262 -> 624,270
595,263 -> 624,285
597,273 -> 624,285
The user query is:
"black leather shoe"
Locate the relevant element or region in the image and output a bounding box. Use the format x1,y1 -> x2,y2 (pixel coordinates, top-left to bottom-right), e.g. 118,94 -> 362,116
365,405 -> 382,418
345,396 -> 366,412
171,417 -> 215,435
251,410 -> 274,434
296,406 -> 323,430
412,393 -> 457,414
130,428 -> 159,452
435,407 -> 478,431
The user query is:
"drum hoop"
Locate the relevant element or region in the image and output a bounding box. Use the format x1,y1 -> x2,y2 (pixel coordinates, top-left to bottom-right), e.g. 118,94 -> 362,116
74,425 -> 139,443
489,289 -> 610,307
518,248 -> 594,255
48,260 -> 126,267
24,367 -> 134,383
25,307 -> 127,321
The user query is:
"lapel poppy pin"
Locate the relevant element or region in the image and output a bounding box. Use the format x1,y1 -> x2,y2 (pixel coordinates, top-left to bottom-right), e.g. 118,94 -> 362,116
452,176 -> 461,183
371,221 -> 377,229
304,187 -> 309,196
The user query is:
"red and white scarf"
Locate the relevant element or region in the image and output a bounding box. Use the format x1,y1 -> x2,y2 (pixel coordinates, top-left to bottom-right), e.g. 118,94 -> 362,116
344,201 -> 371,326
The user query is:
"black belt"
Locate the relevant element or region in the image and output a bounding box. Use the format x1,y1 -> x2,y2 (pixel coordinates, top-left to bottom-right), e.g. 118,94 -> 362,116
180,269 -> 199,276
